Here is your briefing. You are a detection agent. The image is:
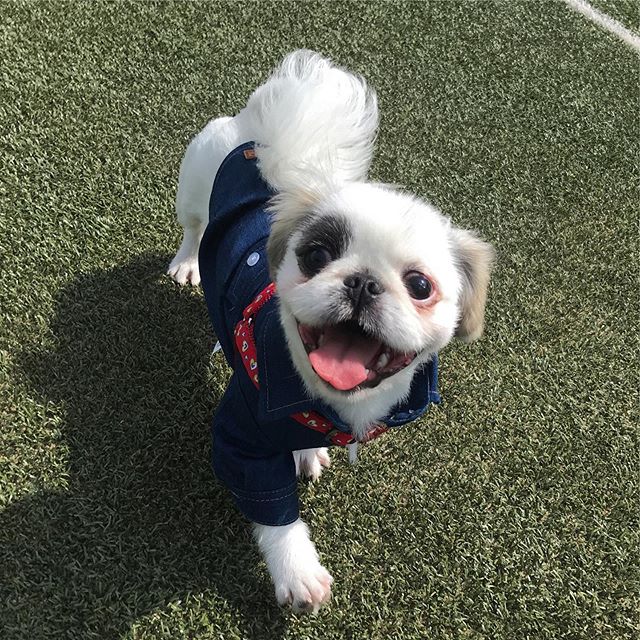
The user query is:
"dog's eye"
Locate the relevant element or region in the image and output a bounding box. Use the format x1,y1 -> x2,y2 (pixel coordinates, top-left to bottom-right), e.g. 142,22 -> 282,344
301,246 -> 332,275
404,271 -> 433,300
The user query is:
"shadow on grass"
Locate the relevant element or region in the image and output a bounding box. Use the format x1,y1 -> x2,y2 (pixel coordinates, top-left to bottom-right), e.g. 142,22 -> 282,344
3,254 -> 286,639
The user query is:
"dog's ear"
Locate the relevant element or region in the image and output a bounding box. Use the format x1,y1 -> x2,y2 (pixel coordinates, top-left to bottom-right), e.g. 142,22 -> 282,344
450,228 -> 495,342
267,211 -> 297,277
267,188 -> 322,277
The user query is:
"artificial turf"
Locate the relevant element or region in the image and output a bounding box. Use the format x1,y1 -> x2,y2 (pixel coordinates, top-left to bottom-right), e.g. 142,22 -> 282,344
0,1 -> 638,638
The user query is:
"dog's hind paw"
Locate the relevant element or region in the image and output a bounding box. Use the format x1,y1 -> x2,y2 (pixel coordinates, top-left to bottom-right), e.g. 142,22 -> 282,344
167,254 -> 201,286
167,224 -> 206,286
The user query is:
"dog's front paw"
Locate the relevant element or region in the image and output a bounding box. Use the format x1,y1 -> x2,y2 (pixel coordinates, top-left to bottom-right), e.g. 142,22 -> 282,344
274,558 -> 333,614
255,519 -> 333,614
293,447 -> 330,481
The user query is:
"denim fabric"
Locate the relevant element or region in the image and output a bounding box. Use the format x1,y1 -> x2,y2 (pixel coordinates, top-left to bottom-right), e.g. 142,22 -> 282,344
199,142 -> 441,526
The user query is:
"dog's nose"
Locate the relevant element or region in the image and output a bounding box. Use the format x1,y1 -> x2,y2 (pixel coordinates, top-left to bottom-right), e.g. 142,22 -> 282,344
344,272 -> 384,310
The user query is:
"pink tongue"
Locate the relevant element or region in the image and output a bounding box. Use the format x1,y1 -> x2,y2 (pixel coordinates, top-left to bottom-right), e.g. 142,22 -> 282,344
309,326 -> 381,391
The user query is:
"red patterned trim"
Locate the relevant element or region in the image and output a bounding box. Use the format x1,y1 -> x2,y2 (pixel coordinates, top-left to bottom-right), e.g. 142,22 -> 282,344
234,283 -> 388,447
234,282 -> 276,389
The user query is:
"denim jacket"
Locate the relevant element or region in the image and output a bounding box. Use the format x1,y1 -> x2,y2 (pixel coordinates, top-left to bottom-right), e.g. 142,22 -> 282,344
199,142 -> 441,526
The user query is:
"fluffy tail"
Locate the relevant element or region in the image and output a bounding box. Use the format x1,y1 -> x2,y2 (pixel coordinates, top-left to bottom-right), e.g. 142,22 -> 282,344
241,50 -> 378,194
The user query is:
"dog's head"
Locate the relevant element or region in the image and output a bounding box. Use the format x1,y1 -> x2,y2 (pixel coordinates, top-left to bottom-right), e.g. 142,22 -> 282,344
267,181 -> 494,410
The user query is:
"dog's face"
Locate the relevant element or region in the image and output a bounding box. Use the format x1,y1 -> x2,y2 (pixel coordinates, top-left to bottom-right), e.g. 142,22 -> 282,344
268,182 -> 493,410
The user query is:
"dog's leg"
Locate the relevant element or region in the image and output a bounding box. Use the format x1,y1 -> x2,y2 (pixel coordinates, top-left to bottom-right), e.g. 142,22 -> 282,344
293,447 -> 331,481
169,115 -> 239,286
254,518 -> 333,613
168,136 -> 210,287
167,220 -> 207,286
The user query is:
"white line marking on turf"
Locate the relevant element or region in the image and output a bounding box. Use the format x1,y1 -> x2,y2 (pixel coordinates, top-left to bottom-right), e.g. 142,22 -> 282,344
563,0 -> 640,52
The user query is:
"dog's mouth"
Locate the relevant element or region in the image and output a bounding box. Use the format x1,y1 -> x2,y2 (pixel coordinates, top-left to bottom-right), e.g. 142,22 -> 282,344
297,320 -> 417,392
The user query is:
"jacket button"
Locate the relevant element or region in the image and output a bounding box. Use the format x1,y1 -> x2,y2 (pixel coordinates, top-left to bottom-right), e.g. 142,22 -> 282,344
247,252 -> 260,266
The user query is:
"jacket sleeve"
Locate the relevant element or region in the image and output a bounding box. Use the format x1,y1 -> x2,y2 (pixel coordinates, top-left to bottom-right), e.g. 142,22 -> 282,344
211,374 -> 300,526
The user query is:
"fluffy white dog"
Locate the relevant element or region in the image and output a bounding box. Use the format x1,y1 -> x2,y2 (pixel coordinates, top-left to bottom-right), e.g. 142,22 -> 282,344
169,50 -> 493,612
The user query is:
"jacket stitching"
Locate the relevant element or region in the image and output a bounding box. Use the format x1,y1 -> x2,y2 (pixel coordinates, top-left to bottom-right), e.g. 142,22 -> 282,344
230,489 -> 298,503
261,308 -> 310,413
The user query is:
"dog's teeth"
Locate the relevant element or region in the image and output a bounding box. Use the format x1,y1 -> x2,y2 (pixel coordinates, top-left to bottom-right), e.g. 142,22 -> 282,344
318,333 -> 325,347
365,368 -> 377,382
376,352 -> 390,369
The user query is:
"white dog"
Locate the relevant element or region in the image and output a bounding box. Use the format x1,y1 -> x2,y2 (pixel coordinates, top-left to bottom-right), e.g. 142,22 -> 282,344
169,50 -> 493,613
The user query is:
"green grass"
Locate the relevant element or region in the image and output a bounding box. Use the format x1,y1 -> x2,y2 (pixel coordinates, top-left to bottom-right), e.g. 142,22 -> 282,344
1,1 -> 638,638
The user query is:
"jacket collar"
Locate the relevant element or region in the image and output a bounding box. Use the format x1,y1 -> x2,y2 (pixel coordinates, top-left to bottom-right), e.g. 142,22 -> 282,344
253,299 -> 440,430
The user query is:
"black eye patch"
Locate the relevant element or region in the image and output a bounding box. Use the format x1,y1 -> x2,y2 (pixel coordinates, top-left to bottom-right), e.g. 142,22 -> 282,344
295,214 -> 352,278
